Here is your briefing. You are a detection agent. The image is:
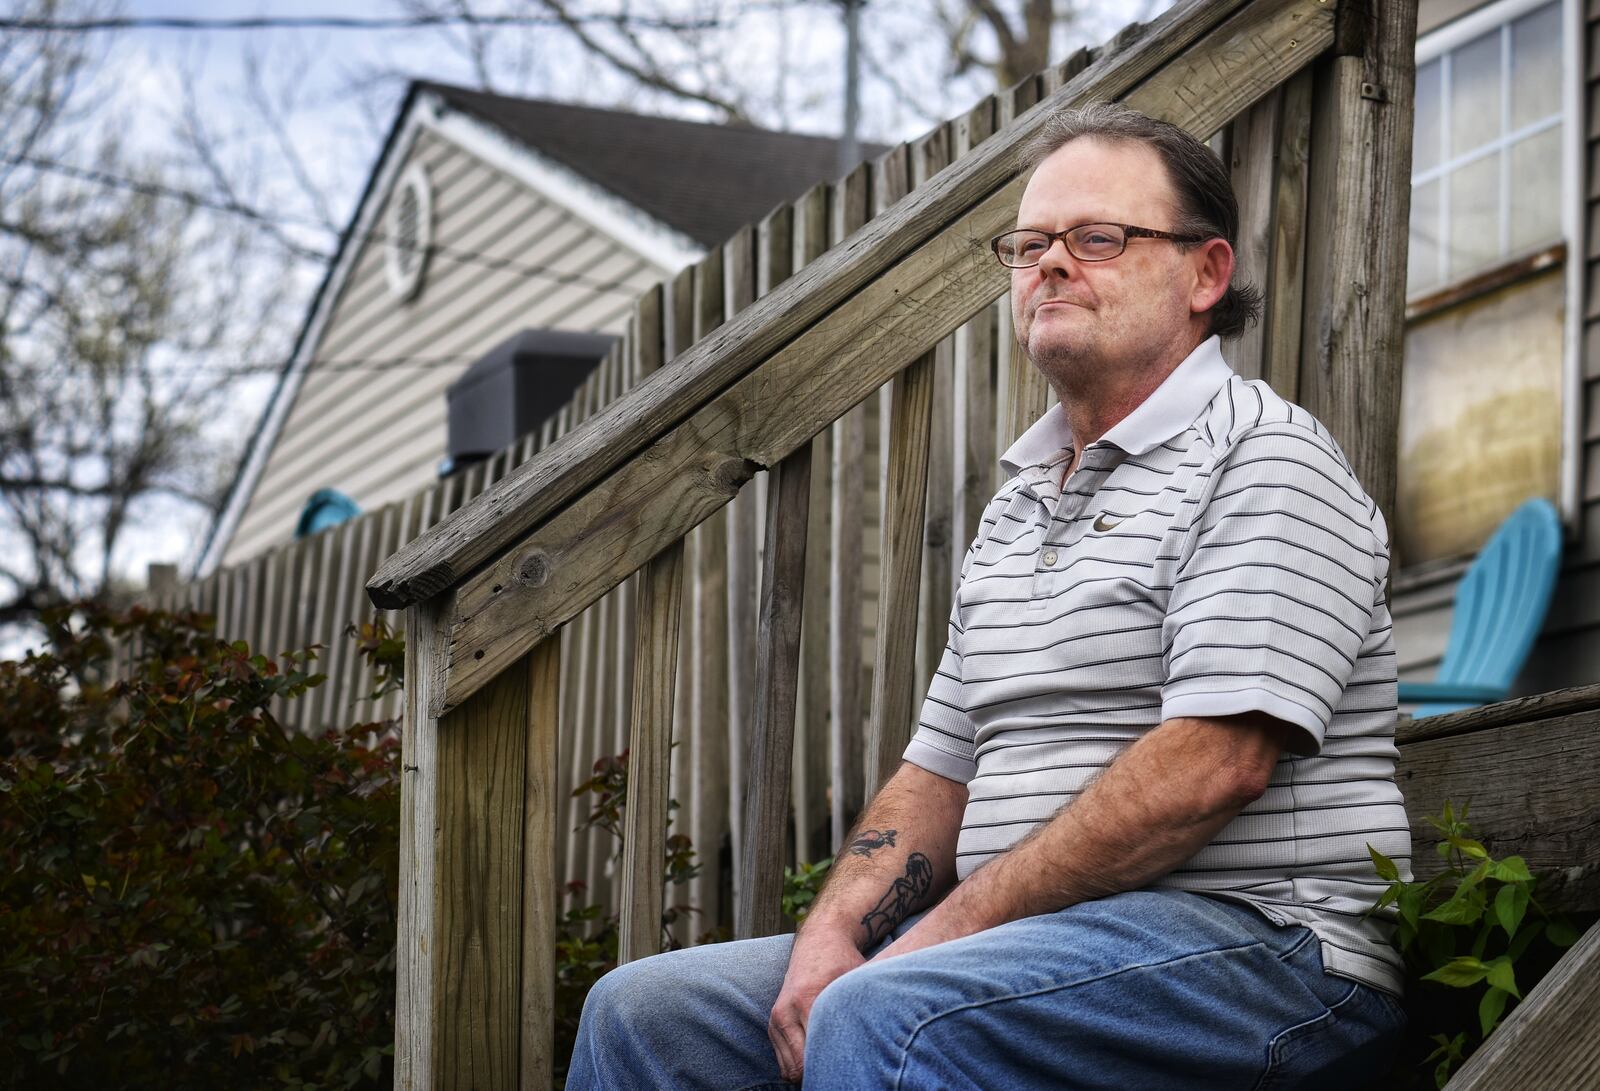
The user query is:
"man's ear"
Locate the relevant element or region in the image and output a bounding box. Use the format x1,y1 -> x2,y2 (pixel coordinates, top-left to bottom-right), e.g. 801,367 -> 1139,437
1189,238 -> 1234,317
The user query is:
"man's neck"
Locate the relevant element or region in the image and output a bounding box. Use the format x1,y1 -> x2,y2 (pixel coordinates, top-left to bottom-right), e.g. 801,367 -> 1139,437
1051,334 -> 1205,476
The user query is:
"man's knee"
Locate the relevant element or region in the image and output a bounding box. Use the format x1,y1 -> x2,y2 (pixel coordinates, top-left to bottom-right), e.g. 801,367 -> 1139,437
579,956 -> 656,1038
807,963 -> 904,1045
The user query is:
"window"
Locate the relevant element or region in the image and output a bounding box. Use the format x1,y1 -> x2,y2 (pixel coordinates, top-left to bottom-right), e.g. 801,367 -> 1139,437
385,163 -> 434,302
1408,0 -> 1563,296
1396,0 -> 1574,568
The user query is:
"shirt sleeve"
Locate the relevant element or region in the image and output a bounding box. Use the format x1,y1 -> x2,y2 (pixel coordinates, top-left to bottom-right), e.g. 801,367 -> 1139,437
1160,425 -> 1384,755
902,543 -> 980,784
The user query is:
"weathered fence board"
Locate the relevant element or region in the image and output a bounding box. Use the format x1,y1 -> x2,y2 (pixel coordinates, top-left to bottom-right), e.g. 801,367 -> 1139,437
619,545 -> 685,964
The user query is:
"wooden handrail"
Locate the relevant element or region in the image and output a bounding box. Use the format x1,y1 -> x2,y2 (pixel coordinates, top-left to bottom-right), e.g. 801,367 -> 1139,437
1443,919 -> 1600,1089
365,0 -> 1311,614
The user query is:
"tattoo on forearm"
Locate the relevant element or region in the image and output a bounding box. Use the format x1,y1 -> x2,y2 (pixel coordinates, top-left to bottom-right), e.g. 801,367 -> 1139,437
860,853 -> 933,946
847,828 -> 898,857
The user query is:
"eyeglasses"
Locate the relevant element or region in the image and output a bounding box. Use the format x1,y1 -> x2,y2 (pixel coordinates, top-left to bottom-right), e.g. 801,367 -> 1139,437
990,223 -> 1207,268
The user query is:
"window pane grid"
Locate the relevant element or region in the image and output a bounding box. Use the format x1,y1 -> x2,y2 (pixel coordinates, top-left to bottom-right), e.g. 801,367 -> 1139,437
1407,0 -> 1563,297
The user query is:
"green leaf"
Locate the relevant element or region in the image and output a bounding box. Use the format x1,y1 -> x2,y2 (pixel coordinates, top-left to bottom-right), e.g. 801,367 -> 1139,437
1485,957 -> 1520,999
1546,919 -> 1581,947
1422,956 -> 1490,988
1508,920 -> 1543,961
1398,885 -> 1424,929
1368,844 -> 1400,882
1493,883 -> 1529,939
1478,985 -> 1511,1038
1488,856 -> 1533,883
1424,887 -> 1485,926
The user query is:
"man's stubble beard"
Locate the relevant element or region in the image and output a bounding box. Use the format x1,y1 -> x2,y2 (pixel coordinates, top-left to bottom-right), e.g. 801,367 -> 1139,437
1024,328 -> 1103,404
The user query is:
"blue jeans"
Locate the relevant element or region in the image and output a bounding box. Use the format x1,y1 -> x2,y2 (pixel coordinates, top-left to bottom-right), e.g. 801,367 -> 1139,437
568,888 -> 1405,1090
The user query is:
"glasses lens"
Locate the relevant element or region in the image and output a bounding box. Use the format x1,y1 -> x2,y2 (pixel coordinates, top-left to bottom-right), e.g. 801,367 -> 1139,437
1067,224 -> 1126,261
996,230 -> 1051,267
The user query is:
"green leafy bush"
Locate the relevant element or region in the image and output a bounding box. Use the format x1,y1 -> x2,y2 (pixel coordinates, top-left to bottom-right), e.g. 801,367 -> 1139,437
1,605 -> 733,1089
782,856 -> 833,922
1370,801 -> 1581,1088
0,604 -> 399,1088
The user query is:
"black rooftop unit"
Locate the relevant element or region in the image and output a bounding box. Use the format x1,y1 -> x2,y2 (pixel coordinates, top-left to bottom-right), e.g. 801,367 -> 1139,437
442,328 -> 616,477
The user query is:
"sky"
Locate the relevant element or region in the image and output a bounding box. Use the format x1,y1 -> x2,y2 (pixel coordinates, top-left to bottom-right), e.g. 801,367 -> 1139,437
89,0 -> 1169,590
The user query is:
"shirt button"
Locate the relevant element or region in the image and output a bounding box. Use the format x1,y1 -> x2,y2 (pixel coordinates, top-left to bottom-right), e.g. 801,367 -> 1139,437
1042,550 -> 1058,566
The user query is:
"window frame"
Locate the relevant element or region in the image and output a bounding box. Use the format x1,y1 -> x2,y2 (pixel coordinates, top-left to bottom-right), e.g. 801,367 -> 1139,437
1403,0 -> 1582,538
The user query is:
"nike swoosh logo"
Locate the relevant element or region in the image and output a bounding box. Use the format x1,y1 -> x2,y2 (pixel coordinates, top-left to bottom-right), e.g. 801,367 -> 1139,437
1093,513 -> 1123,532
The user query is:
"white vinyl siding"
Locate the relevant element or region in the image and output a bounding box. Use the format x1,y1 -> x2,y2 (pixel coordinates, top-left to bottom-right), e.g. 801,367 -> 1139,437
223,127 -> 665,566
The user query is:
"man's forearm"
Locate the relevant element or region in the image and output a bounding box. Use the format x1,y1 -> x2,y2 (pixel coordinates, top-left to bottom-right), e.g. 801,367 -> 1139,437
884,714 -> 1290,952
801,761 -> 967,951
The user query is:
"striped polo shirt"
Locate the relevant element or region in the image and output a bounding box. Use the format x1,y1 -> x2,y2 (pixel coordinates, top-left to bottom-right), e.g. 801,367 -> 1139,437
903,335 -> 1412,995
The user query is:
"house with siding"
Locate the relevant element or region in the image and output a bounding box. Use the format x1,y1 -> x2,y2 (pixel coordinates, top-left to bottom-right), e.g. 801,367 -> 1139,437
1392,0 -> 1596,697
199,82 -> 878,572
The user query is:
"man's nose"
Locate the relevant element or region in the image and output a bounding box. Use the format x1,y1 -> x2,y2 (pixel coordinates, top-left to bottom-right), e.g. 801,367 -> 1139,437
1036,236 -> 1076,277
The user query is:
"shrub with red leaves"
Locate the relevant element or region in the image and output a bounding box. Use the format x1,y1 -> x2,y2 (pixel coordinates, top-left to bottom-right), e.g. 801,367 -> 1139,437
0,604 -> 398,1088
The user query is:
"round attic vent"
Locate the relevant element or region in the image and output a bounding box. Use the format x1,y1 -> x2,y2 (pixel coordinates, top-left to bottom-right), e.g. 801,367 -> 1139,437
384,163 -> 433,302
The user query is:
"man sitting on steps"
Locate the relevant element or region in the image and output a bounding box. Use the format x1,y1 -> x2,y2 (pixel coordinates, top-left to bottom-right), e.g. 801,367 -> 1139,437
567,101 -> 1412,1090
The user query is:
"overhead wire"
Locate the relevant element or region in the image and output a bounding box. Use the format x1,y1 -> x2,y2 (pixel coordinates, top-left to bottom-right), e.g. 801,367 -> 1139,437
0,12 -> 724,32
1,151 -> 655,297
2,151 -> 654,379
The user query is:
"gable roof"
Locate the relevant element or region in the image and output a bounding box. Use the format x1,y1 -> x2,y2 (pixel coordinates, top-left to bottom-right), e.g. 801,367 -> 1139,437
198,82 -> 876,576
418,81 -> 886,248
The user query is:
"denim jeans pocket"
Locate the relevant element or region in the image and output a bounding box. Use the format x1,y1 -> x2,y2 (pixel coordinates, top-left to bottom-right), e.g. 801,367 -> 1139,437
1253,979 -> 1400,1091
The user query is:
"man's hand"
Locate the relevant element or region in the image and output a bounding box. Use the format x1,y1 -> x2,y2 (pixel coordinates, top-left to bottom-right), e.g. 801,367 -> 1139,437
768,927 -> 864,1083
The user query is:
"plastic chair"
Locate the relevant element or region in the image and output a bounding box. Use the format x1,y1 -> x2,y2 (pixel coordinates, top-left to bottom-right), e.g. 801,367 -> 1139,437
1398,498 -> 1563,718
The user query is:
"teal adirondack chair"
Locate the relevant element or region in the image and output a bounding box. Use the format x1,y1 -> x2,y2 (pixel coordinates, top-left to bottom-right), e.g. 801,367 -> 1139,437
1398,498 -> 1563,718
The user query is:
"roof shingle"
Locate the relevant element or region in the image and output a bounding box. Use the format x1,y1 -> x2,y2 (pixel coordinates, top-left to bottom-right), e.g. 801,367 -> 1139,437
419,81 -> 884,249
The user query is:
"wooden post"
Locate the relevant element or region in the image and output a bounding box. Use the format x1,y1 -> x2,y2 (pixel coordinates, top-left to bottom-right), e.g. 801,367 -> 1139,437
398,592 -> 561,1090
794,184 -> 835,864
914,126 -> 957,703
998,75 -> 1052,452
1297,0 -> 1417,520
736,447 -> 812,939
396,596 -> 448,1090
689,247 -> 731,933
724,224 -> 759,906
953,96 -> 999,566
829,159 -> 872,850
146,562 -> 178,599
519,639 -> 561,1089
866,357 -> 937,793
619,545 -> 685,963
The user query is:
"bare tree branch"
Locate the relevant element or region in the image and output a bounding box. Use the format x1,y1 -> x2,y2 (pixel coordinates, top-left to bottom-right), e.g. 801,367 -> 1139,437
528,0 -> 749,121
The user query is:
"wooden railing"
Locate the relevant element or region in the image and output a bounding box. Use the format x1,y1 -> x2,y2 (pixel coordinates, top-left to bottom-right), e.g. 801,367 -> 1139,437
368,0 -> 1431,1086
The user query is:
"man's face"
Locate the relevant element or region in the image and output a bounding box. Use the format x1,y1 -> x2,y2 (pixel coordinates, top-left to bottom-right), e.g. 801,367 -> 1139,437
1010,137 -> 1214,384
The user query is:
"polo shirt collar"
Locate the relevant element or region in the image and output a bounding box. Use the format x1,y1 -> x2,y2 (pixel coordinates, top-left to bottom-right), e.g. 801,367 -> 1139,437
999,335 -> 1233,477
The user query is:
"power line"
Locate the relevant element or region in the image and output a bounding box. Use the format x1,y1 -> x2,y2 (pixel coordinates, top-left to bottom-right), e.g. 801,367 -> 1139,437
2,152 -> 650,296
160,352 -> 490,375
0,12 -> 722,32
3,152 -> 333,261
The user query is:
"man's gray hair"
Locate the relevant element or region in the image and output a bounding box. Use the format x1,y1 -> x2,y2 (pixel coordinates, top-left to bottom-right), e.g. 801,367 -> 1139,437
1017,102 -> 1263,340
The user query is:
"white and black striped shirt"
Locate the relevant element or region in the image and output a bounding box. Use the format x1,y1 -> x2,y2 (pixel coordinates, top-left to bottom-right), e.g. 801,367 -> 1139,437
904,335 -> 1412,995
